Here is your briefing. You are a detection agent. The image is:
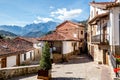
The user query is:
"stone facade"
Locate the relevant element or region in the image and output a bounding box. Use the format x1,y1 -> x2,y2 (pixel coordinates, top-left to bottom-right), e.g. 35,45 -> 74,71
0,65 -> 39,80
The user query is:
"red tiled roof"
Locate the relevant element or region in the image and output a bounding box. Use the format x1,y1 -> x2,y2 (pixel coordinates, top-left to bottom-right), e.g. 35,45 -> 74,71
38,21 -> 84,41
0,39 -> 34,57
90,1 -> 120,9
38,31 -> 80,41
56,20 -> 85,30
106,2 -> 120,9
15,37 -> 39,43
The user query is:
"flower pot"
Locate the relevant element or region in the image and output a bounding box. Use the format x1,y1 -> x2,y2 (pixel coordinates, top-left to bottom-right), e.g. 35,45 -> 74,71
37,69 -> 51,80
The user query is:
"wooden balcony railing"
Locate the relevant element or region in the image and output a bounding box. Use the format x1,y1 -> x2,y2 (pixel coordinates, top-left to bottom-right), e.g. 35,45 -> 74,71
91,34 -> 109,45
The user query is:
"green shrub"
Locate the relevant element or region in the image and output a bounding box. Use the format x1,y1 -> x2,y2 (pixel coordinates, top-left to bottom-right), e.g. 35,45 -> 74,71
116,58 -> 120,63
39,42 -> 51,70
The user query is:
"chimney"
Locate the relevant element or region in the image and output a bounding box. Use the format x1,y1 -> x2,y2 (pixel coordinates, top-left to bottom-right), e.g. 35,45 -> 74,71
92,0 -> 95,3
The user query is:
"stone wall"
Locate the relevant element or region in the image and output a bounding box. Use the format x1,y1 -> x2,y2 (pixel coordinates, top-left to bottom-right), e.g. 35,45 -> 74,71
53,51 -> 77,63
0,65 -> 39,80
53,54 -> 62,63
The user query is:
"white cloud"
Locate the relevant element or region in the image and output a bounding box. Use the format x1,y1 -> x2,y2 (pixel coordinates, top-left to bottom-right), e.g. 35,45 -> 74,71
33,17 -> 53,23
51,8 -> 82,21
50,6 -> 54,9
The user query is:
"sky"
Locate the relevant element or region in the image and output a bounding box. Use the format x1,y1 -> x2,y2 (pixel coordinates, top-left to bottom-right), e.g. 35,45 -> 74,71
0,0 -> 112,27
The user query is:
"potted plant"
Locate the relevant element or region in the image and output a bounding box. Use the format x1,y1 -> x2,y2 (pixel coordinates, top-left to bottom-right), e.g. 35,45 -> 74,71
37,42 -> 52,80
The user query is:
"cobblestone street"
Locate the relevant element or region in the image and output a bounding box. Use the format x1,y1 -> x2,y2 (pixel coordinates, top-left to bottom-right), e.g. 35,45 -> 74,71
9,54 -> 113,80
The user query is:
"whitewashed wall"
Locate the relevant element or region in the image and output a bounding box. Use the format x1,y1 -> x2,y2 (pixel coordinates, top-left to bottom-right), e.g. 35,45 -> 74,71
20,50 -> 34,63
20,54 -> 24,63
7,56 -> 16,67
62,41 -> 73,54
97,8 -> 108,14
26,51 -> 30,60
33,43 -> 41,49
109,7 -> 120,45
31,50 -> 34,60
90,6 -> 107,20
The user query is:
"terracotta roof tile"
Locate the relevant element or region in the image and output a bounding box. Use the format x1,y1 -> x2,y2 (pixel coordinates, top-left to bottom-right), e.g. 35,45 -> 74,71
38,21 -> 84,41
15,37 -> 39,43
38,32 -> 65,41
0,38 -> 34,56
38,31 -> 80,41
56,20 -> 85,31
106,2 -> 120,9
90,1 -> 120,9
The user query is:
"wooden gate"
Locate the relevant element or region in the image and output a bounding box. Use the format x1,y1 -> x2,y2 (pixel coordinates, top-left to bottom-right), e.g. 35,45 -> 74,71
1,57 -> 6,68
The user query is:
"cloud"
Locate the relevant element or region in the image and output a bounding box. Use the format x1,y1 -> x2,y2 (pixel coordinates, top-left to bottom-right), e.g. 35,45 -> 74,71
33,17 -> 53,23
51,8 -> 82,21
50,6 -> 54,9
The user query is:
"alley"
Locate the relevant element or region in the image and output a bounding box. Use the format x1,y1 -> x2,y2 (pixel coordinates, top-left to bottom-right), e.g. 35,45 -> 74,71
9,54 -> 113,80
52,54 -> 112,80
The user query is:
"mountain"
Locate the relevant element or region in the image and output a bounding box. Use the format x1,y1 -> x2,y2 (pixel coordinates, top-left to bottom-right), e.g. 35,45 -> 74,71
0,25 -> 24,35
24,21 -> 58,33
0,21 -> 58,37
23,31 -> 45,38
0,30 -> 17,37
71,19 -> 79,23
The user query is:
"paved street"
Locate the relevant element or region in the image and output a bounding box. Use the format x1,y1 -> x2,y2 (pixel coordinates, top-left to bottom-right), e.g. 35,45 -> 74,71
9,54 -> 113,80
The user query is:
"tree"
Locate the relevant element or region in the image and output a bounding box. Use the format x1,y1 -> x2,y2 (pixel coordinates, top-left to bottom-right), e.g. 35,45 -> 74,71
0,35 -> 4,39
39,42 -> 52,70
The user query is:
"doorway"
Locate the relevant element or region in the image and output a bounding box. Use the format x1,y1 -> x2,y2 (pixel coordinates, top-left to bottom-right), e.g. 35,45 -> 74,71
1,57 -> 6,68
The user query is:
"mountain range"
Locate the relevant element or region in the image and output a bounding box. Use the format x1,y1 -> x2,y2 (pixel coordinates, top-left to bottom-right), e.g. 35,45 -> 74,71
0,21 -> 58,38
0,30 -> 17,37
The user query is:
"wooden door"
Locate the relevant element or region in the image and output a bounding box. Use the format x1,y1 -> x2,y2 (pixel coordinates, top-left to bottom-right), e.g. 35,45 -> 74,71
16,54 -> 20,66
103,50 -> 108,65
1,57 -> 6,68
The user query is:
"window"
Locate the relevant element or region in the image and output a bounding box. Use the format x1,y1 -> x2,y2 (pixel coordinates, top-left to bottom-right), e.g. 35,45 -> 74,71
81,31 -> 83,35
24,54 -> 26,60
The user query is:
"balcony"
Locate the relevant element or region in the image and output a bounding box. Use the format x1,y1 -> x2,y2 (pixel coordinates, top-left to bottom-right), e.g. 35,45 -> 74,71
91,34 -> 101,44
91,34 -> 110,49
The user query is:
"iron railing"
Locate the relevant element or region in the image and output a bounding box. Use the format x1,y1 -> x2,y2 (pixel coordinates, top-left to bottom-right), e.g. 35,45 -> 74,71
91,34 -> 109,44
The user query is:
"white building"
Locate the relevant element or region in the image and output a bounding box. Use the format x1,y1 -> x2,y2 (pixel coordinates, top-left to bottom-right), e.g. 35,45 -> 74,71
88,0 -> 120,64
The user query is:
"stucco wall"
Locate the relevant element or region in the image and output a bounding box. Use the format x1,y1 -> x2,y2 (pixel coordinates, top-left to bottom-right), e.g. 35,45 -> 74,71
62,41 -> 73,54
93,45 -> 103,63
21,54 -> 24,63
79,27 -> 84,39
7,56 -> 16,67
26,51 -> 31,60
109,7 -> 120,45
90,6 -> 107,20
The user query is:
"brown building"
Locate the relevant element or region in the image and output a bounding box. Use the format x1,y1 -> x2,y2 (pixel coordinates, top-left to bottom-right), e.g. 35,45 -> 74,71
38,20 -> 85,62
